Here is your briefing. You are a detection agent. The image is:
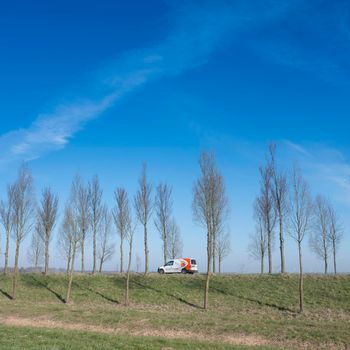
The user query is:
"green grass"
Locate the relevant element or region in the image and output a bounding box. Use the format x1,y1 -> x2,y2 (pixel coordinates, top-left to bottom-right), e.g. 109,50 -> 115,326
0,273 -> 349,349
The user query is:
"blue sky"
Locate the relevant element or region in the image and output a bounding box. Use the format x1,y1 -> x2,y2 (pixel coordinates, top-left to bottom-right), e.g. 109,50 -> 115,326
0,0 -> 349,272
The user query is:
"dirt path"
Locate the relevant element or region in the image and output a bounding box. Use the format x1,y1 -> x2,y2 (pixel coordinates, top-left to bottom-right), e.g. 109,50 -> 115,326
0,315 -> 270,347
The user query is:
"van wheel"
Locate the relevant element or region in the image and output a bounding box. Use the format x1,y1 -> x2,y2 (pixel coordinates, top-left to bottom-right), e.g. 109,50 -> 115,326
159,269 -> 164,274
181,269 -> 187,274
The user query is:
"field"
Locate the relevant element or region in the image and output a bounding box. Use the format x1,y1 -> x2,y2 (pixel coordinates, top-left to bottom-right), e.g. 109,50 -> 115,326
0,273 -> 349,349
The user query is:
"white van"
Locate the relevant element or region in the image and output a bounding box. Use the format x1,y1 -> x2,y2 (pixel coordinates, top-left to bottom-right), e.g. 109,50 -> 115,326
158,258 -> 198,274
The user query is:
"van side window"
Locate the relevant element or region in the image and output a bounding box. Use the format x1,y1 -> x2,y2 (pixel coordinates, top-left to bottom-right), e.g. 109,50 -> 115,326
191,259 -> 196,265
165,261 -> 174,266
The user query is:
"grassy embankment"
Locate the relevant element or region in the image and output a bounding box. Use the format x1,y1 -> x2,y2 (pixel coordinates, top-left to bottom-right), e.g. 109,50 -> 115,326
0,273 -> 349,349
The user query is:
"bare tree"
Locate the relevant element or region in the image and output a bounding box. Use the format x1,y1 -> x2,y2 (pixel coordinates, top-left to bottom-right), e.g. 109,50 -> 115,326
98,206 -> 114,273
134,163 -> 153,274
71,175 -> 89,273
258,164 -> 276,274
154,183 -> 172,265
63,204 -> 81,304
268,144 -> 288,274
167,218 -> 183,259
193,151 -> 228,310
57,216 -> 73,274
88,175 -> 103,274
113,188 -> 129,273
327,202 -> 343,275
37,187 -> 58,275
124,195 -> 135,306
248,198 -> 268,274
27,222 -> 44,272
135,254 -> 141,273
0,184 -> 15,274
310,195 -> 331,274
289,165 -> 313,313
216,230 -> 230,274
11,164 -> 35,300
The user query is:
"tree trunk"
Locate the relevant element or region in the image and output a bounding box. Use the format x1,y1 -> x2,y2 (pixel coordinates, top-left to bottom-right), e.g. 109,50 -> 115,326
92,225 -> 97,275
324,257 -> 328,275
298,242 -> 304,313
12,240 -> 20,300
163,229 -> 167,265
99,258 -> 103,273
279,212 -> 285,274
218,256 -> 221,274
212,230 -> 216,274
35,247 -> 39,273
332,241 -> 337,275
120,237 -> 124,273
260,253 -> 264,275
44,235 -> 49,275
125,238 -> 133,306
267,220 -> 272,274
66,243 -> 72,275
81,237 -> 85,273
66,245 -> 76,304
4,229 -> 10,275
204,227 -> 212,310
144,224 -> 148,274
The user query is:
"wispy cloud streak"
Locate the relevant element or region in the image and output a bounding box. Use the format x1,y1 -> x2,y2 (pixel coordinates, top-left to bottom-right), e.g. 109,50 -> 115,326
0,0 -> 294,163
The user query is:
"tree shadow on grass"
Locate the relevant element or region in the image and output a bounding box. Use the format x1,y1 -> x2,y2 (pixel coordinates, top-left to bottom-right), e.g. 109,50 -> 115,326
73,281 -> 120,304
30,276 -> 66,303
211,285 -> 295,313
132,279 -> 203,309
0,288 -> 12,300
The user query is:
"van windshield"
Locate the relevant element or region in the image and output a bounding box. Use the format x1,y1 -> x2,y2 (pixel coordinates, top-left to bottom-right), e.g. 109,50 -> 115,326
191,259 -> 196,265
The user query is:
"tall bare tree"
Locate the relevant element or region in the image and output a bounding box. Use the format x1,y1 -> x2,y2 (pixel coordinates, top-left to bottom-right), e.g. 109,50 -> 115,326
134,164 -> 153,274
327,202 -> 343,275
310,195 -> 330,274
154,183 -> 172,265
268,144 -> 288,274
71,175 -> 89,273
113,188 -> 129,273
0,184 -> 15,274
216,230 -> 230,274
27,222 -> 44,272
98,206 -> 114,273
248,198 -> 268,274
124,194 -> 135,306
62,204 -> 81,304
11,164 -> 35,300
258,164 -> 276,274
289,165 -> 313,313
88,175 -> 103,274
37,187 -> 58,275
57,215 -> 73,274
167,218 -> 183,259
193,151 -> 228,310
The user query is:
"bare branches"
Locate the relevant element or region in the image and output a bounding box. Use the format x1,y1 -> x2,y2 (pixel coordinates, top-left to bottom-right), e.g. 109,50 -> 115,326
327,202 -> 343,274
88,175 -> 103,274
134,163 -> 153,274
37,187 -> 58,275
167,218 -> 182,259
258,163 -> 276,274
154,183 -> 172,265
0,184 -> 15,274
70,175 -> 89,273
310,195 -> 330,274
248,198 -> 268,274
268,144 -> 288,274
11,163 -> 35,299
288,165 -> 313,313
27,221 -> 44,272
216,230 -> 230,274
113,187 -> 130,273
98,206 -> 114,272
192,151 -> 228,309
